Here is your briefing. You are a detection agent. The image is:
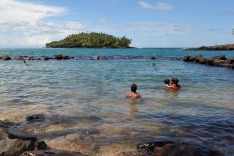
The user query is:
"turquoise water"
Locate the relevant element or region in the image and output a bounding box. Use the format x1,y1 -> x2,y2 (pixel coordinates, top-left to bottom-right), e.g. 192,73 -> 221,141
0,48 -> 233,155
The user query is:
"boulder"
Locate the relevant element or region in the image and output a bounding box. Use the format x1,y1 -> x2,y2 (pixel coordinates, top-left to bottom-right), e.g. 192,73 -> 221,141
137,141 -> 175,155
0,139 -> 34,156
26,114 -> 46,122
6,128 -> 37,141
224,59 -> 234,65
195,54 -> 203,62
183,56 -> 191,61
213,60 -> 226,66
0,128 -> 8,140
0,55 -> 11,60
53,54 -> 70,60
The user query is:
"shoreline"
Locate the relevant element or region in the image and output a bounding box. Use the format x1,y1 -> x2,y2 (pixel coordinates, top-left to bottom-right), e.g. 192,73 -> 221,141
184,44 -> 234,51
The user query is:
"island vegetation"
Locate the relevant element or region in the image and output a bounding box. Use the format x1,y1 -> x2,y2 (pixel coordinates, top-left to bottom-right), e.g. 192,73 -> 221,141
45,32 -> 132,48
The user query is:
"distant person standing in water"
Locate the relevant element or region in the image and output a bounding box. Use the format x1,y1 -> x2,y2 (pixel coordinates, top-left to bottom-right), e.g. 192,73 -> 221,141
127,84 -> 141,99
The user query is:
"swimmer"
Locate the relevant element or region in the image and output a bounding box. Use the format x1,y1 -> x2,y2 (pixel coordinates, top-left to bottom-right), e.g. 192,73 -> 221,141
170,77 -> 180,90
164,79 -> 171,89
127,84 -> 141,99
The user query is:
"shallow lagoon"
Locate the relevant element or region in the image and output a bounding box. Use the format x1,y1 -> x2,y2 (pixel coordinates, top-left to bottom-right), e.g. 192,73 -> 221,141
0,48 -> 233,155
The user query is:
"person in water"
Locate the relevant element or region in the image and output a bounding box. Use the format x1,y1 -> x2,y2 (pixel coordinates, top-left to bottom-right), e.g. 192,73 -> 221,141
127,84 -> 141,99
170,77 -> 180,90
164,79 -> 171,89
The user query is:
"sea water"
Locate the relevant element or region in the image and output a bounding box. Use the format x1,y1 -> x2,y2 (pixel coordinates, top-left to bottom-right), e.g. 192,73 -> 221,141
0,48 -> 233,155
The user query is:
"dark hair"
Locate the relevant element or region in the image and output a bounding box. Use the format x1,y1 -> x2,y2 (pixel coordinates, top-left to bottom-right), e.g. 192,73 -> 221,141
171,77 -> 179,84
164,79 -> 170,84
131,84 -> 137,93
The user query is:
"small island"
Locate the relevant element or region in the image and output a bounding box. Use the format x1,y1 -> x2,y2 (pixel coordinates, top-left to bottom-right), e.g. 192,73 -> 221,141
45,32 -> 132,48
184,43 -> 234,51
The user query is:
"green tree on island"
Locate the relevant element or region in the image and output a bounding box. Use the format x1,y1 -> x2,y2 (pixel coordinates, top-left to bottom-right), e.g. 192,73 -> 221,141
46,32 -> 132,48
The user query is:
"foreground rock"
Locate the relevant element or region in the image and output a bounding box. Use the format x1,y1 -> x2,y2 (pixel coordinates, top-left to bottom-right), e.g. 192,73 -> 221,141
137,141 -> 224,156
184,44 -> 234,51
183,54 -> 234,69
0,119 -> 85,156
21,150 -> 83,156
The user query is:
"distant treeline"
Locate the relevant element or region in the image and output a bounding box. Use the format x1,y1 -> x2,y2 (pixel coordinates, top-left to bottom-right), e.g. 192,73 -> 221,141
45,32 -> 132,48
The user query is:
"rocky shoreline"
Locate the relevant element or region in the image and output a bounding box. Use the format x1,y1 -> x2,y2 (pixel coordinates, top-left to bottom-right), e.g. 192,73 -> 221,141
184,44 -> 234,51
183,54 -> 234,69
0,115 -> 225,156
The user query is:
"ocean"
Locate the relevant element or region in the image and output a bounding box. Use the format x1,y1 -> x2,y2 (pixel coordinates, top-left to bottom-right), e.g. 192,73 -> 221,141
0,48 -> 233,155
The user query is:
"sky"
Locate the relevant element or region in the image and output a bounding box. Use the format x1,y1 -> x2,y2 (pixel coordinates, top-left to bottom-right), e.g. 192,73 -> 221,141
0,0 -> 234,48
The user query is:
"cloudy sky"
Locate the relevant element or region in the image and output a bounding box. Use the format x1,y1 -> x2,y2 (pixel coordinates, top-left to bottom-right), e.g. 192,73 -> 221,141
0,0 -> 233,48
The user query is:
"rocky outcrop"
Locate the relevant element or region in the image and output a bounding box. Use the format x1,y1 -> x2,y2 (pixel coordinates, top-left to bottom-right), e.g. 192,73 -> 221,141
137,141 -> 224,156
0,119 -> 84,156
184,44 -> 234,51
0,55 -> 11,60
183,54 -> 234,69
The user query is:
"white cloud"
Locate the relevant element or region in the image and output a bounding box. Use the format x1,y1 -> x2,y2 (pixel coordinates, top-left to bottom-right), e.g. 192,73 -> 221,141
0,0 -> 87,47
139,1 -> 173,11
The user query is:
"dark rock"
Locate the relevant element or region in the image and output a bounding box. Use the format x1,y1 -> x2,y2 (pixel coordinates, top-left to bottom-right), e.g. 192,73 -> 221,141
26,114 -> 46,122
0,120 -> 15,128
0,55 -> 11,60
151,57 -> 156,59
184,44 -> 234,51
0,139 -> 34,156
34,141 -> 48,150
224,59 -> 234,64
53,54 -> 70,60
6,128 -> 37,141
195,54 -> 203,62
0,128 -> 8,140
153,143 -> 202,156
183,55 -> 234,69
189,56 -> 196,62
208,149 -> 225,156
183,56 -> 191,61
213,60 -> 226,66
20,150 -> 83,156
204,58 -> 214,65
137,141 -> 175,155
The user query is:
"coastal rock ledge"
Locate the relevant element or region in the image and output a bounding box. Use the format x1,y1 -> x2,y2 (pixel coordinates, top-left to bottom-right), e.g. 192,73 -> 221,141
184,44 -> 234,51
183,54 -> 234,69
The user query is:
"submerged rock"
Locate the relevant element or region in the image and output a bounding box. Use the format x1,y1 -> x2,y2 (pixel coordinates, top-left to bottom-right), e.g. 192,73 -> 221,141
0,139 -> 35,156
21,150 -> 83,156
6,128 -> 37,141
26,114 -> 46,122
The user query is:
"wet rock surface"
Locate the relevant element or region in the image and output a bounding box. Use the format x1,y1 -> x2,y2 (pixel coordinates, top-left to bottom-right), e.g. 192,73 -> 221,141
183,54 -> 234,69
0,119 -> 86,156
